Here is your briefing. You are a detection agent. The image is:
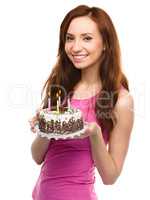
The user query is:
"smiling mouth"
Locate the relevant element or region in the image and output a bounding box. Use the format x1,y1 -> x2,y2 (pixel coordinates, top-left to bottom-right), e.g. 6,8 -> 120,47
72,54 -> 88,62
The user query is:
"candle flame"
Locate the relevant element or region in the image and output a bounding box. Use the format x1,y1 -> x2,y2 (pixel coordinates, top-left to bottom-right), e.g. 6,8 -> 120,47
58,90 -> 61,95
56,90 -> 61,97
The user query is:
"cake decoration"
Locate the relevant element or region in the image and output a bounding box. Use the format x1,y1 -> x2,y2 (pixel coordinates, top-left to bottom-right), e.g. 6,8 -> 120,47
36,90 -> 85,138
38,107 -> 84,135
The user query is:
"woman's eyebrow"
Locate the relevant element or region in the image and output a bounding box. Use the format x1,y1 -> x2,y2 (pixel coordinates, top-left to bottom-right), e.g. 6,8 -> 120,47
66,32 -> 93,36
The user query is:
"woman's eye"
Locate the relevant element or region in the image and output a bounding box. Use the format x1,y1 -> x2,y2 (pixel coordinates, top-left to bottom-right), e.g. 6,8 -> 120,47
66,36 -> 74,42
84,37 -> 92,41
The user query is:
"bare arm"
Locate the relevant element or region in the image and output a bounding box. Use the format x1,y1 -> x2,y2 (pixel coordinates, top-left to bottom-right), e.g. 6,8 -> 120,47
89,90 -> 134,184
29,110 -> 50,165
31,136 -> 50,165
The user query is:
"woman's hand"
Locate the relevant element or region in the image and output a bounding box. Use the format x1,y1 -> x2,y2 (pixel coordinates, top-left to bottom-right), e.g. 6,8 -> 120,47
28,108 -> 41,133
78,122 -> 102,139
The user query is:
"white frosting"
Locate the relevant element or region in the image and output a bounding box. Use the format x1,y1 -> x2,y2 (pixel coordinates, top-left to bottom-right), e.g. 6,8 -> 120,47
39,108 -> 82,125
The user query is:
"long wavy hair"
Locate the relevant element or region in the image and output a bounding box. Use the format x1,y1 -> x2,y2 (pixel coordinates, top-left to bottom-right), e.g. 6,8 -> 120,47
41,5 -> 129,133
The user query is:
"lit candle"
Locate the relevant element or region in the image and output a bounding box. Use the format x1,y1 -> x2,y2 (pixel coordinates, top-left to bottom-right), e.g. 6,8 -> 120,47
58,90 -> 61,106
48,92 -> 51,111
67,98 -> 71,110
56,92 -> 59,113
56,99 -> 59,113
56,90 -> 61,113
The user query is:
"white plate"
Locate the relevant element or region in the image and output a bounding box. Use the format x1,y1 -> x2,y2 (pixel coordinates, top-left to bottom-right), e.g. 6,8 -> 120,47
35,122 -> 89,140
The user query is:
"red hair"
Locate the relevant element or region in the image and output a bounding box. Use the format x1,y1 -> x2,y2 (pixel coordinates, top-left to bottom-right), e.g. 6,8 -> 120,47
41,5 -> 129,133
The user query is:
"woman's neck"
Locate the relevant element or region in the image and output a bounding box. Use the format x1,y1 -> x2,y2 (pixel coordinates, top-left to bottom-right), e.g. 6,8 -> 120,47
73,77 -> 102,99
72,65 -> 102,99
80,64 -> 101,86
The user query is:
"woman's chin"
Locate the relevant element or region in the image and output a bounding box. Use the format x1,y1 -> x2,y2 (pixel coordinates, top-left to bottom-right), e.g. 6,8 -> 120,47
73,62 -> 88,69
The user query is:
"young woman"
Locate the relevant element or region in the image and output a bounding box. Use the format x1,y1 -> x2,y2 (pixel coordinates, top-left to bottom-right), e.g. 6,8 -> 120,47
29,5 -> 134,200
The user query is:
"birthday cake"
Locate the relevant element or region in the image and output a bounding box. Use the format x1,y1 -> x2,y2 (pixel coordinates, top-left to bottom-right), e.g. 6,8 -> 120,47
38,107 -> 84,135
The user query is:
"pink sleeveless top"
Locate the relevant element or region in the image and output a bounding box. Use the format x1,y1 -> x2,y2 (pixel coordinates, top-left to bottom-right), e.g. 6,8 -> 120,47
32,94 -> 109,200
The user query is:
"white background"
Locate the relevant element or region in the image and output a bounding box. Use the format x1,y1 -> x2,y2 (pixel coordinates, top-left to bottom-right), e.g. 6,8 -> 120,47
0,0 -> 150,199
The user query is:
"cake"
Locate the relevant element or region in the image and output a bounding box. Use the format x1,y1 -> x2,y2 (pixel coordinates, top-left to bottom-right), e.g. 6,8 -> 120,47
38,107 -> 84,135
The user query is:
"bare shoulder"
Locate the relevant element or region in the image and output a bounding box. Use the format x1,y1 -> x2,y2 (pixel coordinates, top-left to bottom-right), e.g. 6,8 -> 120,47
108,88 -> 134,175
113,88 -> 134,125
115,88 -> 134,112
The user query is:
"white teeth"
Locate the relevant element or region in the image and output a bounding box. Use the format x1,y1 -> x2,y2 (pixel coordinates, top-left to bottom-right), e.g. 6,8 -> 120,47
73,55 -> 87,59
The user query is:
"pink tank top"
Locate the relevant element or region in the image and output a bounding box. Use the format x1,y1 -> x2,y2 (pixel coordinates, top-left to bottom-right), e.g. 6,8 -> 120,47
32,94 -> 109,200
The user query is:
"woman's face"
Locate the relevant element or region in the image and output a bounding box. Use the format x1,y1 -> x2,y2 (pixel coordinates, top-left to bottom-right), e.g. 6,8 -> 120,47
65,16 -> 104,70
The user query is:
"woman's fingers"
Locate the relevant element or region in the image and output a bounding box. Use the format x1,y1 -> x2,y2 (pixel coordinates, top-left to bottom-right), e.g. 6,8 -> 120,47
30,126 -> 37,133
28,116 -> 39,133
29,116 -> 37,126
36,108 -> 42,118
29,108 -> 42,133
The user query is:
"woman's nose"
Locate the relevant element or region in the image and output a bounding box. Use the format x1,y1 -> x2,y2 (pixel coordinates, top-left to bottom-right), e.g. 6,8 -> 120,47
71,40 -> 82,52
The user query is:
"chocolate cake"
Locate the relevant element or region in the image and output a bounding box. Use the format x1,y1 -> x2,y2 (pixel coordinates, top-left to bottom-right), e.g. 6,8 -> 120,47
38,107 -> 84,134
